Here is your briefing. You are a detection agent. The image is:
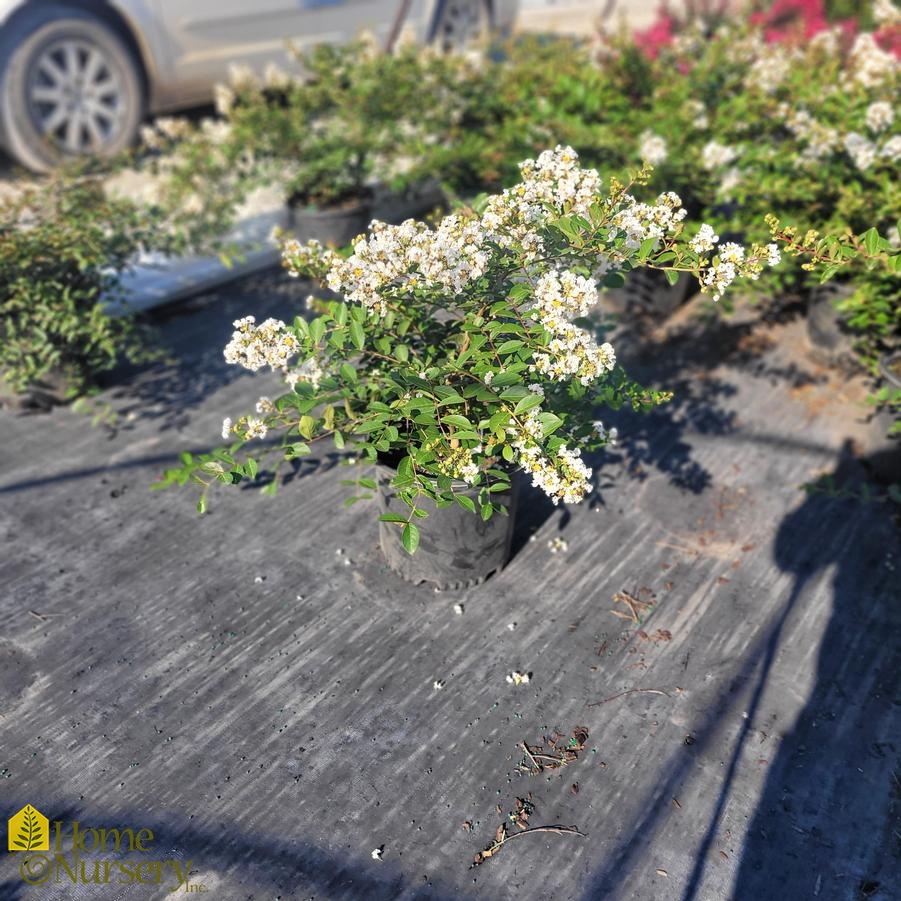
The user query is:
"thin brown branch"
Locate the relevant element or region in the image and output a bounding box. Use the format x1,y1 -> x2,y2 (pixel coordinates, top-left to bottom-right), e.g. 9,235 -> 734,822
588,688 -> 671,707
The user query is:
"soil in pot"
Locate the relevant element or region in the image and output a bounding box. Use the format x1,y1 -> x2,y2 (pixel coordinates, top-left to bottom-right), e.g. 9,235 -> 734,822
375,463 -> 518,590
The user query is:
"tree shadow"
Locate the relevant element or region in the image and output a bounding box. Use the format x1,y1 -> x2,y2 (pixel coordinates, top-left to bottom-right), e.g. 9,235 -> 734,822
597,297 -> 824,496
100,267 -> 314,433
583,441 -> 901,900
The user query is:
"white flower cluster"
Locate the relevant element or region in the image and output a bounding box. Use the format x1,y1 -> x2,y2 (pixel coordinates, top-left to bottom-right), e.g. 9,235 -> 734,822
282,238 -> 336,278
746,45 -> 794,94
263,62 -> 293,90
285,358 -> 325,390
639,131 -> 668,165
784,108 -> 840,163
882,134 -> 901,161
690,223 -> 719,255
480,145 -> 602,261
699,241 -> 778,301
874,0 -> 901,26
522,442 -> 593,505
593,420 -> 619,445
685,99 -> 709,130
526,266 -> 615,389
849,34 -> 898,89
702,141 -> 740,170
223,316 -> 300,372
221,415 -> 268,441
213,83 -> 235,116
844,132 -> 879,171
531,269 -> 598,331
866,101 -> 895,133
325,215 -> 488,316
609,191 -> 687,251
532,326 -> 617,386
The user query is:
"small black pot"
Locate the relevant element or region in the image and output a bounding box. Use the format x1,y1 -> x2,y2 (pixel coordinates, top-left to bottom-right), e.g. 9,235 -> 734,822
612,267 -> 695,317
288,198 -> 373,248
375,464 -> 518,590
376,179 -> 447,224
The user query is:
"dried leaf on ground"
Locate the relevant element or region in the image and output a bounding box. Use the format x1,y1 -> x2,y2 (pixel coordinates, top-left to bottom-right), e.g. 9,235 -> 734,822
518,726 -> 590,775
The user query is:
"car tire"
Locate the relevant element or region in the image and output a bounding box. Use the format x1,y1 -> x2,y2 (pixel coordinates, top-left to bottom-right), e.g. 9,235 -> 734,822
431,0 -> 490,51
0,4 -> 144,172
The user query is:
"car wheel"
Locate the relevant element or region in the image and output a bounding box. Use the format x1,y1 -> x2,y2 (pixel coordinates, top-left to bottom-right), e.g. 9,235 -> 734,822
432,0 -> 490,52
0,4 -> 144,172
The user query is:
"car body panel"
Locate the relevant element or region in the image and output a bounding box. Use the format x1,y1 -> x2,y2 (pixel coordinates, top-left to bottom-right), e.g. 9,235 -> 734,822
0,0 -> 518,160
147,0 -> 410,110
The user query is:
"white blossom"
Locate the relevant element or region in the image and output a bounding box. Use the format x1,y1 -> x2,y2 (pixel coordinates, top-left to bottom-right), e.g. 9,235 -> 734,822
639,131 -> 668,165
844,132 -> 878,170
866,101 -> 894,133
224,317 -> 299,372
690,224 -> 719,255
702,141 -> 740,170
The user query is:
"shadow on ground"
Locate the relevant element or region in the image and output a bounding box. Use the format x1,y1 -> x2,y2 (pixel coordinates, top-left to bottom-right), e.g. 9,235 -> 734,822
584,442 -> 901,900
103,267 -> 313,432
595,297 -> 827,497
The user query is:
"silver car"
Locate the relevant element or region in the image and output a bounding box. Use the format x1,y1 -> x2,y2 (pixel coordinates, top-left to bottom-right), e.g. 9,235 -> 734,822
0,0 -> 517,172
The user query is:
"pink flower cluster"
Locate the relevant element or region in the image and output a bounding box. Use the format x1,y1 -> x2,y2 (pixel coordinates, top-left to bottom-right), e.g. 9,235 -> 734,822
633,0 -> 900,60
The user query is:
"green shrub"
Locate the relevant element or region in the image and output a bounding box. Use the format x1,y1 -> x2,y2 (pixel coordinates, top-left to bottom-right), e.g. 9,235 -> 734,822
0,174 -> 158,397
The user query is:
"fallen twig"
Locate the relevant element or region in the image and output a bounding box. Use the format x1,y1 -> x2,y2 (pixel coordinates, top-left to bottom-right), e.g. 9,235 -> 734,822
588,688 -> 671,707
471,823 -> 587,867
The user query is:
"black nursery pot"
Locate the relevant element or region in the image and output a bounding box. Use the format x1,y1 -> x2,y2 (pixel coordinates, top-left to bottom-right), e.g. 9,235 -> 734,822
288,198 -> 373,248
375,464 -> 518,590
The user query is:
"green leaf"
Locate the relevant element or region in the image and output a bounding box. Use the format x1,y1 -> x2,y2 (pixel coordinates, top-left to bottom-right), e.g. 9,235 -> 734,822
663,269 -> 681,286
310,318 -> 327,343
397,455 -> 415,483
299,415 -> 316,439
480,503 -> 492,521
514,394 -> 543,415
863,227 -> 880,256
339,362 -> 357,384
286,442 -> 311,458
196,497 -> 207,514
333,430 -> 345,449
442,414 -> 473,429
358,477 -> 377,490
244,458 -> 258,480
379,512 -> 408,523
350,319 -> 365,350
455,494 -> 476,514
402,522 -> 420,554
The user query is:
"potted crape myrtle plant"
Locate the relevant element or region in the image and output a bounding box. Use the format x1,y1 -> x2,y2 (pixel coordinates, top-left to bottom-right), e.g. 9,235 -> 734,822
204,41 -> 467,247
162,147 -> 778,587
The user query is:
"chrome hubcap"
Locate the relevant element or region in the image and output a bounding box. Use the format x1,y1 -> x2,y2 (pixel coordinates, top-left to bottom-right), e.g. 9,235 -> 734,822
27,39 -> 125,154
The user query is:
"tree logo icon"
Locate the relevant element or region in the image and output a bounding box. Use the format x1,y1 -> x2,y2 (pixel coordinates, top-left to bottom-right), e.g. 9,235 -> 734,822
8,806 -> 49,851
